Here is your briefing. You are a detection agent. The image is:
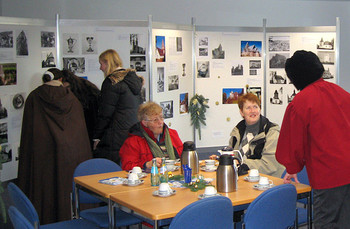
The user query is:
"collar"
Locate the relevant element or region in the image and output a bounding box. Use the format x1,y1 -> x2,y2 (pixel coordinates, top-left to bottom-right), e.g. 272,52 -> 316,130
44,80 -> 63,87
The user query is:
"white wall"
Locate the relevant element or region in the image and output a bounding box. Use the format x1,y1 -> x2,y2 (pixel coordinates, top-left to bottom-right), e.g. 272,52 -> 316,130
1,0 -> 350,92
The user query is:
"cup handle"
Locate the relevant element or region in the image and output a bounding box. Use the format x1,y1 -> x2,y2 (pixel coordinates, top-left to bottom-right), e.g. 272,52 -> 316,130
269,180 -> 273,185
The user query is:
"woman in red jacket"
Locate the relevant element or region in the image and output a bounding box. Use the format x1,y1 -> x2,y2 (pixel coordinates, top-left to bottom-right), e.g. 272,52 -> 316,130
120,101 -> 183,170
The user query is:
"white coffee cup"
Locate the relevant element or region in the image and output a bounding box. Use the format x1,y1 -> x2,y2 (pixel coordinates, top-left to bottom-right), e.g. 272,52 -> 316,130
165,160 -> 176,171
249,169 -> 259,178
130,166 -> 142,174
128,172 -> 139,184
158,183 -> 172,196
204,186 -> 217,196
205,159 -> 215,169
258,176 -> 273,187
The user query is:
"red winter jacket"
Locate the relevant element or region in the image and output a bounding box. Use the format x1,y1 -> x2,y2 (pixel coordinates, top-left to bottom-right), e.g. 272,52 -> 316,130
120,123 -> 183,170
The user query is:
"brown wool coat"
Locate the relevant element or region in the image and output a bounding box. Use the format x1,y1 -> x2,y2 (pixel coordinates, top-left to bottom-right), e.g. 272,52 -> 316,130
17,83 -> 92,224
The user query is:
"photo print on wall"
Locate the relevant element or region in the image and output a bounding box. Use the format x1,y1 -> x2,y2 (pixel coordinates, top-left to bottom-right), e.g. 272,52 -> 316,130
269,53 -> 289,69
241,41 -> 262,57
63,57 -> 85,74
157,67 -> 165,93
222,88 -> 244,104
317,37 -> 334,50
160,100 -> 173,119
0,31 -> 13,48
63,33 -> 79,55
168,75 -> 179,91
0,97 -> 8,120
130,56 -> 146,72
317,51 -> 335,65
247,86 -> 262,102
268,36 -> 290,52
212,44 -> 225,59
0,63 -> 17,86
155,36 -> 166,62
180,93 -> 189,114
269,71 -> 287,84
197,61 -> 209,78
41,51 -> 56,68
130,34 -> 146,55
231,61 -> 244,76
82,34 -> 97,54
16,30 -> 28,56
41,31 -> 55,48
270,87 -> 283,105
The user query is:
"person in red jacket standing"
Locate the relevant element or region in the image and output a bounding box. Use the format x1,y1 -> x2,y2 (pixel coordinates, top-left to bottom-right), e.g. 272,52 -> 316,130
276,50 -> 350,229
120,101 -> 183,170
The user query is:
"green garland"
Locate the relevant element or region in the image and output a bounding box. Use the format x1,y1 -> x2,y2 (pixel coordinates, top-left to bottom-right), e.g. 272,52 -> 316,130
189,94 -> 209,140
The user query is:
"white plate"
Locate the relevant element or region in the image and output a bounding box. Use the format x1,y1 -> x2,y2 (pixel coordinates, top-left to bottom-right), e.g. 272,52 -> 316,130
198,193 -> 222,199
244,176 -> 260,182
122,180 -> 144,186
253,184 -> 275,191
152,189 -> 176,197
200,166 -> 217,172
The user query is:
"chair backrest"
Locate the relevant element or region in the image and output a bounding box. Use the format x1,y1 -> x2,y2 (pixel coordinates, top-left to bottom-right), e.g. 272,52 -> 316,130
8,206 -> 34,229
243,184 -> 297,229
73,158 -> 122,203
7,182 -> 39,227
169,196 -> 233,229
281,167 -> 309,185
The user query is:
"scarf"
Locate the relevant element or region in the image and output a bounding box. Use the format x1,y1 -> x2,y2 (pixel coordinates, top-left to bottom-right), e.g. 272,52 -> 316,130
141,126 -> 176,159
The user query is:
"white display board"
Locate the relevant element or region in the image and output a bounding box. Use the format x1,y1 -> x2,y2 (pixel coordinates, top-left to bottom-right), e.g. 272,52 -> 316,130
59,19 -> 149,99
0,17 -> 56,181
151,25 -> 194,143
265,29 -> 337,126
195,30 -> 264,148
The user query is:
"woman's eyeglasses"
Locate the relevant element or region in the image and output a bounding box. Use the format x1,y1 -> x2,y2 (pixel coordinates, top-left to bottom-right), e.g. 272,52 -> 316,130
146,116 -> 164,123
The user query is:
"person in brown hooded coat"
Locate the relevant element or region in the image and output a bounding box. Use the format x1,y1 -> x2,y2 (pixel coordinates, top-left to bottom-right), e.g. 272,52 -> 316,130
17,68 -> 92,224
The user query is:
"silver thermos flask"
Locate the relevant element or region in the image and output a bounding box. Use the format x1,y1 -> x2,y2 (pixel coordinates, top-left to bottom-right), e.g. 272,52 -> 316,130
181,141 -> 199,175
216,154 -> 240,193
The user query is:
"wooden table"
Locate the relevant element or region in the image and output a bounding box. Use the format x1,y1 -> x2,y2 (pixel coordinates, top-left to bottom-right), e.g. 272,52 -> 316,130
75,170 -> 312,229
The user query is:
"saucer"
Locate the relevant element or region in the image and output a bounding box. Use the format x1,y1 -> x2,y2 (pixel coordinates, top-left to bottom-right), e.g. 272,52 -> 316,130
166,165 -> 180,172
152,189 -> 176,197
122,180 -> 144,186
127,172 -> 147,179
200,166 -> 217,172
198,193 -> 222,199
253,184 -> 275,191
244,176 -> 260,182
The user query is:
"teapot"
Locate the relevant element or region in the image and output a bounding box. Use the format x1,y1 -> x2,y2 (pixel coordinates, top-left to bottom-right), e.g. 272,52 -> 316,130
216,154 -> 241,193
181,141 -> 199,175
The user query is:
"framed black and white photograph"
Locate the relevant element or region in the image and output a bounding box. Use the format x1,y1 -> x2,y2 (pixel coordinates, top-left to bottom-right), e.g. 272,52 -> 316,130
82,34 -> 97,54
247,87 -> 262,102
212,44 -> 225,59
0,123 -> 8,144
160,100 -> 173,119
199,48 -> 208,56
168,75 -> 179,91
317,37 -> 334,50
157,67 -> 164,93
287,89 -> 298,103
322,67 -> 335,79
0,31 -> 13,48
130,56 -> 146,72
231,61 -> 244,76
269,71 -> 287,84
63,33 -> 79,55
250,69 -> 257,75
41,31 -> 55,48
0,143 -> 12,163
16,30 -> 28,56
176,37 -> 182,52
249,60 -> 261,69
63,57 -> 85,73
0,97 -> 8,119
317,51 -> 335,65
269,53 -> 289,68
270,87 -> 283,105
130,34 -> 146,55
197,61 -> 209,78
199,37 -> 208,46
41,51 -> 56,68
12,93 -> 25,110
268,36 -> 290,52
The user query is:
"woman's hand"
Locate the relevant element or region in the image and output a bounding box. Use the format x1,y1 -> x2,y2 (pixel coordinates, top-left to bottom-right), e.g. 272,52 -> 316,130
146,157 -> 162,169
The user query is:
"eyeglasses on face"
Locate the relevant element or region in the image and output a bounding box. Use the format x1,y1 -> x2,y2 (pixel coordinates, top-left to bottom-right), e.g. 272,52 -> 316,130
146,116 -> 164,123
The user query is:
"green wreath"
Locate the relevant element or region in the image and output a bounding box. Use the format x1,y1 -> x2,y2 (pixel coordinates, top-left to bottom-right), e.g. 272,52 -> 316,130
189,94 -> 209,140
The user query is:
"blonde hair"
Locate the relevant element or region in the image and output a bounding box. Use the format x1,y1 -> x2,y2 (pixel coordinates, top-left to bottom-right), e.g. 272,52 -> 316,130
99,49 -> 123,76
138,102 -> 163,121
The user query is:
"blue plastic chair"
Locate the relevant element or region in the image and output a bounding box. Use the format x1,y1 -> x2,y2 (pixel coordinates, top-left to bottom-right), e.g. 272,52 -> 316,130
8,206 -> 34,229
169,196 -> 234,229
243,184 -> 297,229
7,182 -> 99,229
281,167 -> 313,227
72,158 -> 142,228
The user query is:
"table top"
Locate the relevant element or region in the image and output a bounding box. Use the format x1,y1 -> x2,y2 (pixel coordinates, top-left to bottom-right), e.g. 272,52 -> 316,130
106,171 -> 311,220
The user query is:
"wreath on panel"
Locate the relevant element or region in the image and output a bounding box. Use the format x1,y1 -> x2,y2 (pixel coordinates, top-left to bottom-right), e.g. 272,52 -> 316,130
189,94 -> 209,140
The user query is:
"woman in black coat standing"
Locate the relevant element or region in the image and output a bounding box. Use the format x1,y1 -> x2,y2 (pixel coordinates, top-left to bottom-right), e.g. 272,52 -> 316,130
93,49 -> 143,164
